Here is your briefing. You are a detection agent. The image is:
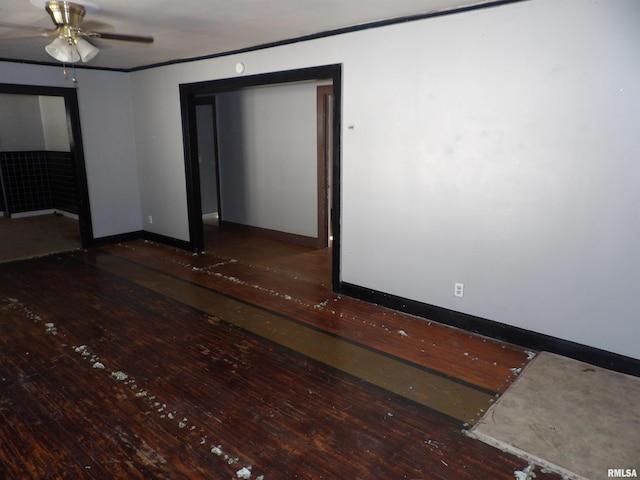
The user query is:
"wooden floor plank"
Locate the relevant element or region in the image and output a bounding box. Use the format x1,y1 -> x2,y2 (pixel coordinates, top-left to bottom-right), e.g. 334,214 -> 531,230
0,306 -> 128,479
0,231 -> 563,479
72,250 -> 494,425
101,239 -> 529,394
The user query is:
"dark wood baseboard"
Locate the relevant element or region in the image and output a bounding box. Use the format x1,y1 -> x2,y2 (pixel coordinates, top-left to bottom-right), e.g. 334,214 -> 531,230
91,230 -> 144,248
339,282 -> 640,378
142,231 -> 192,251
220,220 -> 322,248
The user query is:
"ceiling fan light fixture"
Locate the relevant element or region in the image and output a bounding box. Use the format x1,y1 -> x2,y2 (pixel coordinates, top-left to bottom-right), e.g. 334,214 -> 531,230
45,35 -> 98,64
9,1 -> 150,67
45,36 -> 80,63
75,37 -> 99,62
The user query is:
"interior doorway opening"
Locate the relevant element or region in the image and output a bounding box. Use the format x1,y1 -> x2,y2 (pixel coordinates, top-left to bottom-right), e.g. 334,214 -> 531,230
0,83 -> 93,262
180,64 -> 342,290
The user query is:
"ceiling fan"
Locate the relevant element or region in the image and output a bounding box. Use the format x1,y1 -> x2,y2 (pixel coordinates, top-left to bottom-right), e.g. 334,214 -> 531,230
0,0 -> 153,64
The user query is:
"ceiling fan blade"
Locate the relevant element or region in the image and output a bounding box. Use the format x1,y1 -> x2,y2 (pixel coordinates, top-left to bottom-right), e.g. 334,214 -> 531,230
0,21 -> 55,35
0,33 -> 50,41
80,20 -> 114,32
87,31 -> 153,44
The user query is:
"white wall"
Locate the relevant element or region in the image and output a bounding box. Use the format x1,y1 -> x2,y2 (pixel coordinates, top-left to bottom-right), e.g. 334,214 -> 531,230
0,62 -> 142,238
0,94 -> 69,151
340,0 -> 640,359
74,69 -> 142,238
128,0 -> 639,360
0,94 -> 45,151
216,83 -> 319,237
39,95 -> 70,152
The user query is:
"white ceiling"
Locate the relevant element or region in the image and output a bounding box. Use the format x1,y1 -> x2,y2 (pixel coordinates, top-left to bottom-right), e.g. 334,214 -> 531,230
0,0 -> 496,70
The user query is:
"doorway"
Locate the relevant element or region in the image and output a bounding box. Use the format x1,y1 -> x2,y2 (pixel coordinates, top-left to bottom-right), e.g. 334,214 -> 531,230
0,83 -> 93,261
180,64 -> 342,289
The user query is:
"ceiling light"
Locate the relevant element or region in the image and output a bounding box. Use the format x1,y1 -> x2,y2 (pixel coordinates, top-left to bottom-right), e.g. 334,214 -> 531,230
75,38 -> 99,62
45,36 -> 80,63
45,36 -> 99,63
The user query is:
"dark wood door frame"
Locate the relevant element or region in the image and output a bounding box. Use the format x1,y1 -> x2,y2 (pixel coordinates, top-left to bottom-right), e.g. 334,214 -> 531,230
179,64 -> 342,289
316,85 -> 333,249
0,83 -> 94,248
193,98 -> 222,224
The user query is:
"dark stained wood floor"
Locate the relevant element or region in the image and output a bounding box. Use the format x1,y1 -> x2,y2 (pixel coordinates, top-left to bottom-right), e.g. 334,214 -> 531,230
0,224 -> 562,479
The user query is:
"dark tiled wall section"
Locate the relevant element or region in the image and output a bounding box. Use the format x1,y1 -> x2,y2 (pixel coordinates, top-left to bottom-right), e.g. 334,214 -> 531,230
0,151 -> 77,216
47,151 -> 78,214
0,151 -> 52,214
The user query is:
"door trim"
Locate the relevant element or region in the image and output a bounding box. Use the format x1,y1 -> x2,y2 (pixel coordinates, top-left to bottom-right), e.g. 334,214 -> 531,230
179,64 -> 342,290
316,85 -> 333,249
194,99 -> 222,223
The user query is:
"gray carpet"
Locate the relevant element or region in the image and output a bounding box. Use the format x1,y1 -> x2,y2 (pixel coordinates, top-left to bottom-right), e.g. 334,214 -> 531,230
468,352 -> 640,480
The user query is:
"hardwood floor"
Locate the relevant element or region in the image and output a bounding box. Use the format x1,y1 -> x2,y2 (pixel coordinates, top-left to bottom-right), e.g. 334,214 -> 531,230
0,224 -> 562,479
0,214 -> 81,264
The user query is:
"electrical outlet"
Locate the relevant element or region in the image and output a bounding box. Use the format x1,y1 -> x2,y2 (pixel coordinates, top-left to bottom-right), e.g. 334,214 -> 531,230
454,282 -> 464,298
148,215 -> 153,224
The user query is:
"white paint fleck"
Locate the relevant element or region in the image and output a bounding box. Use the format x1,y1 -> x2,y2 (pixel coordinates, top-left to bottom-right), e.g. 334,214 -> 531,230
314,299 -> 328,309
509,367 -> 522,376
424,439 -> 444,450
397,330 -> 408,337
236,466 -> 252,479
211,445 -> 223,456
111,371 -> 128,381
525,350 -> 537,360
514,463 -> 537,479
44,322 -> 58,335
92,362 -> 105,369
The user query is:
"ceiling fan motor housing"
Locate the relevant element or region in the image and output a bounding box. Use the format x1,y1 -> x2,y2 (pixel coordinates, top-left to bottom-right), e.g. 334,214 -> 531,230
45,1 -> 86,28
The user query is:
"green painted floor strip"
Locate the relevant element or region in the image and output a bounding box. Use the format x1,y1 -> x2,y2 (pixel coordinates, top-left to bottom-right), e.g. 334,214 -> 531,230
83,251 -> 492,425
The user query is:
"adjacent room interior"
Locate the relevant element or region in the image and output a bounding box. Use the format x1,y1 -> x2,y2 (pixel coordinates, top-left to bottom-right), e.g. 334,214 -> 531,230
0,92 -> 82,262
